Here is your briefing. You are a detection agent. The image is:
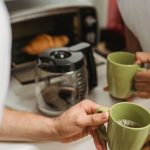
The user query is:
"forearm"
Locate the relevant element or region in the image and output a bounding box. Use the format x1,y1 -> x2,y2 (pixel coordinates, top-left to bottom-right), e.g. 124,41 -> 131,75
0,100 -> 110,146
0,108 -> 56,142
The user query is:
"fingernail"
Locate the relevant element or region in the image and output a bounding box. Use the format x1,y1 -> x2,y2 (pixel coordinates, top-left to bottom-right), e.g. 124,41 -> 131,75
101,112 -> 109,121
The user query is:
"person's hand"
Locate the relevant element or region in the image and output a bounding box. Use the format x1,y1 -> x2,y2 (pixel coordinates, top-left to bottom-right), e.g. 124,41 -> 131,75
52,100 -> 109,150
135,52 -> 150,98
142,135 -> 150,150
135,52 -> 150,64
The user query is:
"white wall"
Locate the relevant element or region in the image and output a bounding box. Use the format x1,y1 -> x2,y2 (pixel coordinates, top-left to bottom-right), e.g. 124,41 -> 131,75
91,0 -> 109,28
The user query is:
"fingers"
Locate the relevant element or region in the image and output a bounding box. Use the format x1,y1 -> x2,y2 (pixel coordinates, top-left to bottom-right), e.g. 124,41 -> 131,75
103,86 -> 109,92
135,70 -> 150,82
135,52 -> 150,64
135,59 -> 142,65
90,129 -> 107,150
135,52 -> 143,64
134,70 -> 150,92
78,112 -> 109,126
137,92 -> 150,98
88,125 -> 100,131
135,81 -> 150,91
79,100 -> 102,114
60,126 -> 100,143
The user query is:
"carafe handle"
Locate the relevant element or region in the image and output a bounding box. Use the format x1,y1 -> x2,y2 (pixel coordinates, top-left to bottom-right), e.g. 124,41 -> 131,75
70,42 -> 97,89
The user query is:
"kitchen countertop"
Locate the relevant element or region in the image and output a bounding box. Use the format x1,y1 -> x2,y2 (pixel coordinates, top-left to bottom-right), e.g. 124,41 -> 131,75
2,55 -> 150,150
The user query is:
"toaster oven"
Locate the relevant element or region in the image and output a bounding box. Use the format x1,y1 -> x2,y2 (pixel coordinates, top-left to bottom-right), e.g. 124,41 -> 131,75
6,0 -> 99,85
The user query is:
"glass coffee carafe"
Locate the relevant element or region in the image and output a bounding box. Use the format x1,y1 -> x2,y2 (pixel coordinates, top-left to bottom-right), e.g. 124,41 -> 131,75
35,48 -> 88,115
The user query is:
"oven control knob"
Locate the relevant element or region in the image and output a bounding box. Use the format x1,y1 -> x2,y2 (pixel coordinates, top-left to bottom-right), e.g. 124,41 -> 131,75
85,16 -> 96,27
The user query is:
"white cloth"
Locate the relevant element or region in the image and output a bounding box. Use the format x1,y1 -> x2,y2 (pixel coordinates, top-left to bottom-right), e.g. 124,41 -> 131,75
0,1 -> 11,122
117,0 -> 150,51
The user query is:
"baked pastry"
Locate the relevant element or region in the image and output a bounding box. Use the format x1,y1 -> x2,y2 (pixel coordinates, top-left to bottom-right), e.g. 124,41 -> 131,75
23,34 -> 69,55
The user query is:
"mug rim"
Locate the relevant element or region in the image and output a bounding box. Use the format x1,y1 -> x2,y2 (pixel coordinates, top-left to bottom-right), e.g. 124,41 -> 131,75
107,51 -> 138,67
110,102 -> 150,130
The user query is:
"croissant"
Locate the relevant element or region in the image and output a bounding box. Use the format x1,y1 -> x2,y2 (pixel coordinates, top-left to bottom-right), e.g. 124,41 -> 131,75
23,34 -> 69,55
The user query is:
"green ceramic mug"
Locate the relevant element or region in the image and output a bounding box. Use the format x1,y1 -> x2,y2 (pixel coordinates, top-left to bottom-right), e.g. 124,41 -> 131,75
107,51 -> 145,99
97,102 -> 150,150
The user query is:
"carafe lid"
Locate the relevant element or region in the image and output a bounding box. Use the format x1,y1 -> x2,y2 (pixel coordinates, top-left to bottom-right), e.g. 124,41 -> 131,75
38,48 -> 84,73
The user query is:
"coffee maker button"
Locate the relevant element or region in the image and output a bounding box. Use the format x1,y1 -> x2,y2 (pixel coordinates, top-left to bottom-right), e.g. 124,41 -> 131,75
76,73 -> 82,77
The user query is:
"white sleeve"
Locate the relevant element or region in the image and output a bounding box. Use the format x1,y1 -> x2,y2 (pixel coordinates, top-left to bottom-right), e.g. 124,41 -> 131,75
0,1 -> 12,122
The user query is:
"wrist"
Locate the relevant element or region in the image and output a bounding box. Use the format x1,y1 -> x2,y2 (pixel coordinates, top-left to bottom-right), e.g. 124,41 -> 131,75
47,116 -> 66,141
43,117 -> 59,141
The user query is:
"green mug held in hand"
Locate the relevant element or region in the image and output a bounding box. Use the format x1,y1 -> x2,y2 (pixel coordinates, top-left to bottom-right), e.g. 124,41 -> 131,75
97,102 -> 150,150
107,52 -> 145,100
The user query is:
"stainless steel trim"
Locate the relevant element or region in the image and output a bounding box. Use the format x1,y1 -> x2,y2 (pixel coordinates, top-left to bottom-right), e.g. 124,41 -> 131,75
6,0 -> 93,23
11,7 -> 80,23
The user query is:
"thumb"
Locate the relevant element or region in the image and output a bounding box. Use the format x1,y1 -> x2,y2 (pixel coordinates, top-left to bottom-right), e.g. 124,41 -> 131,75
135,53 -> 142,64
137,91 -> 150,99
80,112 -> 109,126
135,59 -> 142,65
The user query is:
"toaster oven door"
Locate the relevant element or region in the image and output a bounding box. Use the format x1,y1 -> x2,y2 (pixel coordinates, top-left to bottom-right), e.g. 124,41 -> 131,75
11,7 -> 98,85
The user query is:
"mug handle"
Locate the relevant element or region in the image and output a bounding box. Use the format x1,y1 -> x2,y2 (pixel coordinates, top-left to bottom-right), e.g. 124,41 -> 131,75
137,66 -> 146,72
96,107 -> 110,142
